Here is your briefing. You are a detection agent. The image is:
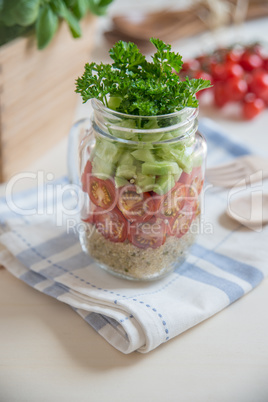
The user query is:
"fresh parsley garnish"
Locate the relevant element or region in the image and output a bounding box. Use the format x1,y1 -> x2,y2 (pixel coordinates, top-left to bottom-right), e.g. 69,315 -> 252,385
75,38 -> 211,116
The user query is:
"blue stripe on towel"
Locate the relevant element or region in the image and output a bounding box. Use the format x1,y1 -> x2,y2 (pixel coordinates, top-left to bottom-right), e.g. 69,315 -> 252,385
43,284 -> 67,298
191,244 -> 264,287
20,270 -> 45,287
198,119 -> 251,157
175,262 -> 245,303
15,232 -> 77,266
40,251 -> 94,279
84,312 -> 109,331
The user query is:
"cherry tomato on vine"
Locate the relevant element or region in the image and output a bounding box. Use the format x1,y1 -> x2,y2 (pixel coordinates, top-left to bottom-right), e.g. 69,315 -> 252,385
249,69 -> 268,103
181,58 -> 200,72
226,77 -> 248,102
242,93 -> 265,120
225,48 -> 242,63
239,50 -> 263,71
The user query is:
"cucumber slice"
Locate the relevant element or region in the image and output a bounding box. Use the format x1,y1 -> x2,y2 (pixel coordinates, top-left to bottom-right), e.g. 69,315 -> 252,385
156,146 -> 193,173
142,161 -> 181,175
116,164 -> 137,180
109,119 -> 137,140
131,149 -> 156,163
95,139 -> 122,164
114,176 -> 129,188
160,132 -> 174,141
92,155 -> 115,178
118,150 -> 135,166
176,152 -> 193,174
135,173 -> 155,192
153,175 -> 175,195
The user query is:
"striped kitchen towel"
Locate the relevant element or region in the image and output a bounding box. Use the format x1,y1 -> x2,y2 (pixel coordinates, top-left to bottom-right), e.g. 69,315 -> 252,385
0,118 -> 267,354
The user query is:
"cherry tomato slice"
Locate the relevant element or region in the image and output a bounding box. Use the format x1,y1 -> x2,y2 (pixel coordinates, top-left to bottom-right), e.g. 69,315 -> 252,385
117,185 -> 155,222
158,182 -> 186,220
94,207 -> 127,243
166,201 -> 196,238
81,160 -> 92,193
128,218 -> 166,249
179,166 -> 204,196
87,177 -> 116,210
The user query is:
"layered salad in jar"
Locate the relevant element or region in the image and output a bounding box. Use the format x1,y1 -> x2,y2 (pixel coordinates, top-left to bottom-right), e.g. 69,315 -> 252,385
76,38 -> 210,280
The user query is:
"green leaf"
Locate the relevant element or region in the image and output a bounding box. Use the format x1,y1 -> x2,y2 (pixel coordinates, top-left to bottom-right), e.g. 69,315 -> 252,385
109,40 -> 146,72
0,0 -> 19,26
36,4 -> 58,49
87,0 -> 111,15
97,0 -> 114,6
62,8 -> 81,37
72,0 -> 88,19
11,0 -> 40,27
76,38 -> 211,115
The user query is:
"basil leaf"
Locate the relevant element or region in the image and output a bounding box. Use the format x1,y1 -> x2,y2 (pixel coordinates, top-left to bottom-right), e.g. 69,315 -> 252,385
0,0 -> 18,26
72,0 -> 88,19
12,0 -> 40,27
62,8 -> 81,37
36,4 -> 58,49
97,0 -> 114,7
87,0 -> 111,16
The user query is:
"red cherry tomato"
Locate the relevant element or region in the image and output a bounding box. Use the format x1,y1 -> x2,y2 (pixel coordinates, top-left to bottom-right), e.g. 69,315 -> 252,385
128,218 -> 166,249
94,207 -> 127,243
226,77 -> 248,102
239,50 -> 263,71
158,182 -> 186,220
88,176 -> 117,210
225,48 -> 242,63
166,202 -> 196,238
117,185 -> 155,222
249,69 -> 268,103
213,81 -> 230,107
224,62 -> 244,79
179,166 -> 204,196
81,160 -> 92,193
263,58 -> 268,72
181,58 -> 200,72
242,93 -> 265,120
210,62 -> 226,81
194,70 -> 213,81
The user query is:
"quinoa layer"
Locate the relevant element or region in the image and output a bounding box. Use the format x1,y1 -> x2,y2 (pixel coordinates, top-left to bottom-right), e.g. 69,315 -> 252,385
80,220 -> 198,280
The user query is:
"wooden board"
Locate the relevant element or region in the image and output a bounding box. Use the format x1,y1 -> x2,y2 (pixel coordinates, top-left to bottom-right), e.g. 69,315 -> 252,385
0,14 -> 96,182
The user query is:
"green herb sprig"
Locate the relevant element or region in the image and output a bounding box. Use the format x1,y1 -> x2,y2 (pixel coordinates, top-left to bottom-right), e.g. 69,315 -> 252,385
75,38 -> 211,116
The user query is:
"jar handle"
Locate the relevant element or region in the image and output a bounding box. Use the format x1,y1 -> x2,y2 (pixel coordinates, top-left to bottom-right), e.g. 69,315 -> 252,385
67,118 -> 92,184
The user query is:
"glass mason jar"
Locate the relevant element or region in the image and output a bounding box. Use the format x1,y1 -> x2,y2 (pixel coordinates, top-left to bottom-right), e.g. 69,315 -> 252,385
69,99 -> 207,281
